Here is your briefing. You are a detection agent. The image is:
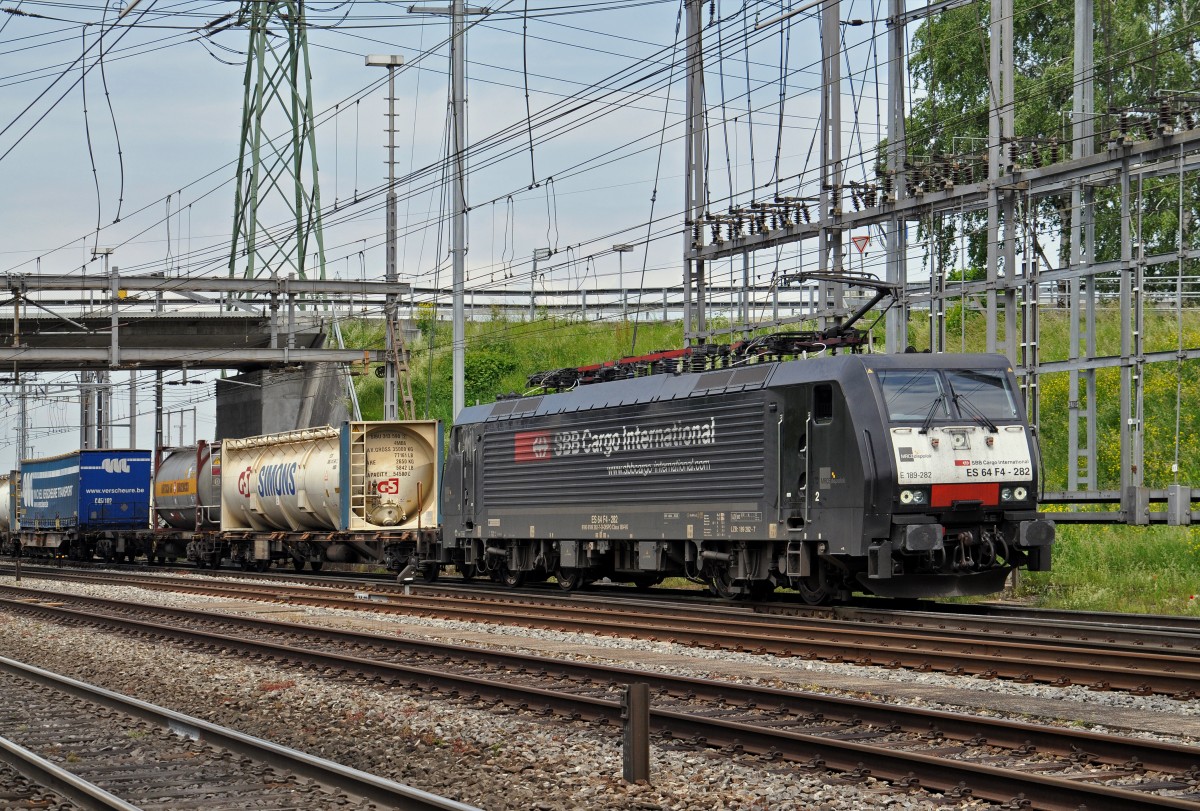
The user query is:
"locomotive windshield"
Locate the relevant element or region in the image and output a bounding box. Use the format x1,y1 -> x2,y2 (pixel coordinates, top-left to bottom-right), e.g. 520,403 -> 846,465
876,369 -> 949,421
944,369 -> 1018,420
877,367 -> 1017,423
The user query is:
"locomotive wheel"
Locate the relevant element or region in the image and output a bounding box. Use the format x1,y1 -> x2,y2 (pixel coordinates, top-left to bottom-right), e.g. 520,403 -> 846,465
554,567 -> 583,592
499,565 -> 526,588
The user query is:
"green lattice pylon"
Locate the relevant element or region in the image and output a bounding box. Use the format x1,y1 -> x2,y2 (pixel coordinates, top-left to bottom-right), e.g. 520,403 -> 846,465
228,1 -> 326,280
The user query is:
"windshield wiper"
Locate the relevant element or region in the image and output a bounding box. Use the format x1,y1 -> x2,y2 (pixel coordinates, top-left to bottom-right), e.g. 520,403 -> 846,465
918,393 -> 945,435
953,392 -> 998,433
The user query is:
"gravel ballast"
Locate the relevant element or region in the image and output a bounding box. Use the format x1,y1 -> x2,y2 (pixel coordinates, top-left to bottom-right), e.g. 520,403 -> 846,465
2,574 -> 1195,809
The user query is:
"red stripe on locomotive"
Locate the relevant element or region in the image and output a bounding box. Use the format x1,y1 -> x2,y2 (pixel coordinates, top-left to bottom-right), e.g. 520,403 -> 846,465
930,482 -> 999,507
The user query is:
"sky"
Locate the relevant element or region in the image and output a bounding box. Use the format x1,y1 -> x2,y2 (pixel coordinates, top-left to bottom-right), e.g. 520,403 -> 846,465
0,0 -> 893,464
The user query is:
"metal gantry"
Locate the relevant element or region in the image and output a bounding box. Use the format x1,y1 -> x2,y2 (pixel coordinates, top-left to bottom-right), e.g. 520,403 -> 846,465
0,274 -> 410,371
685,0 -> 1200,524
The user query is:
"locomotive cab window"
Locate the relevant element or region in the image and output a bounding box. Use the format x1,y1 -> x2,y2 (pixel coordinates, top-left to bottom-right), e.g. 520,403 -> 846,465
813,384 -> 834,423
877,369 -> 948,422
945,369 -> 1018,420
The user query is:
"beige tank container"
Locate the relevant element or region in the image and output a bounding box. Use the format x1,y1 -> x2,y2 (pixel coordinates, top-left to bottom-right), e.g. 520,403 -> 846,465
220,421 -> 440,533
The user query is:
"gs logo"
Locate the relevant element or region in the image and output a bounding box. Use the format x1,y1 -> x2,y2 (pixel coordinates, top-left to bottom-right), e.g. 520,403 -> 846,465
237,467 -> 253,497
377,478 -> 400,495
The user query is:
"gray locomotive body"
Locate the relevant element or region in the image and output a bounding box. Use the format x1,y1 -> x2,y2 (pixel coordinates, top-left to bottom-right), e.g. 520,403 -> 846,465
440,352 -> 1053,602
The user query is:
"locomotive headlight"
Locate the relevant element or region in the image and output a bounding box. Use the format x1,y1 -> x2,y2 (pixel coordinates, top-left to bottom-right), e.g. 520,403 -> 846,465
1000,486 -> 1028,502
911,489 -> 927,504
900,489 -> 915,505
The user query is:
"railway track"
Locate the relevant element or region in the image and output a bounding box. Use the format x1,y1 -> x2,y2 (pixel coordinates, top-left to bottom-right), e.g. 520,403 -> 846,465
2,584 -> 1200,810
0,653 -> 478,811
7,564 -> 1200,697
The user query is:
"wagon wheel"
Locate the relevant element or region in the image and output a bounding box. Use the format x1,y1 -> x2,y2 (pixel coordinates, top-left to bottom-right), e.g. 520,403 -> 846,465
499,565 -> 525,588
458,563 -> 477,582
554,566 -> 583,592
747,579 -> 776,601
309,561 -> 323,572
630,575 -> 660,591
254,560 -> 270,573
708,567 -> 739,600
292,559 -> 305,572
795,574 -> 834,606
420,565 -> 440,583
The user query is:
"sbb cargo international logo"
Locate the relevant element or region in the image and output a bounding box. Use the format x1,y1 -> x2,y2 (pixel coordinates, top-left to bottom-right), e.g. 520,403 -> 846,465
514,431 -> 552,463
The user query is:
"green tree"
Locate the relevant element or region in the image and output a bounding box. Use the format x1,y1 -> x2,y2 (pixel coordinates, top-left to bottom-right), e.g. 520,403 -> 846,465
905,0 -> 1199,271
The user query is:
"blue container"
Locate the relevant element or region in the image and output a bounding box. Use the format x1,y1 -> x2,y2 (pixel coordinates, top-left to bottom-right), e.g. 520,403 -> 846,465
20,450 -> 152,532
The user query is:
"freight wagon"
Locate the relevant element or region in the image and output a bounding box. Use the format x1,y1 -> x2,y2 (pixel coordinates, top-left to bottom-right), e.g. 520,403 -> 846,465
4,449 -> 153,561
154,421 -> 441,571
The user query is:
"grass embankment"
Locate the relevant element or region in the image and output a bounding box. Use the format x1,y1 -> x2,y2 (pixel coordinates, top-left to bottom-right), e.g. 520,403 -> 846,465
1016,524 -> 1200,615
342,310 -> 1200,614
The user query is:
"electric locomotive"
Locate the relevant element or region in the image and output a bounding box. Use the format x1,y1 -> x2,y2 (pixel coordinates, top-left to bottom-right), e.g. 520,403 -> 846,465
438,346 -> 1053,604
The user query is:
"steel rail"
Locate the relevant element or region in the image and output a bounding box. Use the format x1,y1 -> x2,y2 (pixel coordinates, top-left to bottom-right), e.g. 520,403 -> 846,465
0,733 -> 139,811
2,587 -> 1196,774
20,569 -> 1200,695
0,654 -> 481,811
2,592 -> 1200,810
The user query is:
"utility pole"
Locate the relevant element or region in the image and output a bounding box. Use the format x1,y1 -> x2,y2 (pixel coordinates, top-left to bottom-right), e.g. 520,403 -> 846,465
683,0 -> 706,343
613,245 -> 633,319
17,376 -> 26,464
885,0 -> 908,352
408,1 -> 488,419
818,0 -> 844,332
1068,0 -> 1096,492
88,248 -> 115,449
366,54 -> 406,421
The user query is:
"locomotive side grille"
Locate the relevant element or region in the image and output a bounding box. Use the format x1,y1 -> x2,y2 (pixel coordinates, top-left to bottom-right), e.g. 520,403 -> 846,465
512,397 -> 543,413
731,365 -> 771,386
479,398 -> 767,507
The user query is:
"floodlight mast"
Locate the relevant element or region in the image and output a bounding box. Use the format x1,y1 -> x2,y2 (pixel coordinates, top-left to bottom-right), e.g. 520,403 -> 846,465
408,2 -> 489,420
366,54 -> 406,421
